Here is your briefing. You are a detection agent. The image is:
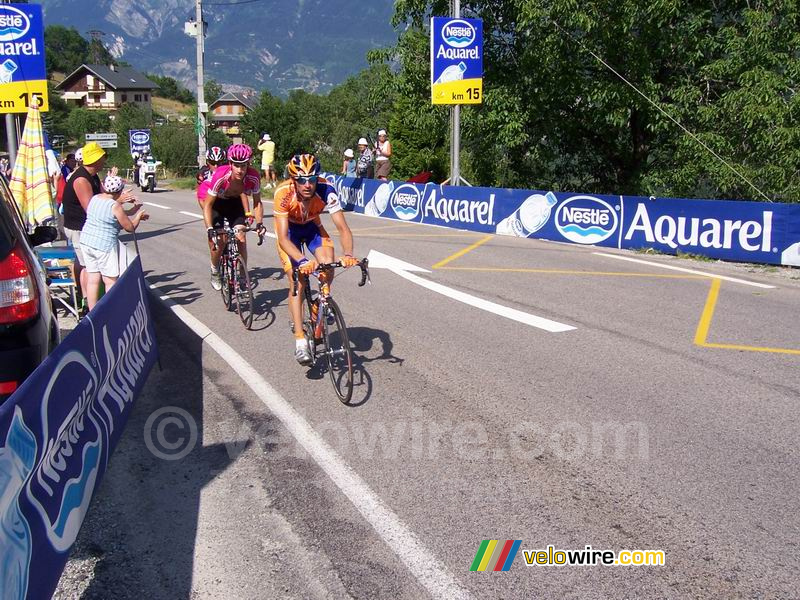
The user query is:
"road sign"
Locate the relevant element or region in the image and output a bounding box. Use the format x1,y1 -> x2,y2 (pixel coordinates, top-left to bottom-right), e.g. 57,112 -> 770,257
430,17 -> 483,105
95,140 -> 118,148
0,3 -> 48,113
84,133 -> 118,141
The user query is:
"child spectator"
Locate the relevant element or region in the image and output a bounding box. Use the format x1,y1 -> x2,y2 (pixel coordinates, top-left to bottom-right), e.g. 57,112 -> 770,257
80,175 -> 148,310
341,148 -> 356,176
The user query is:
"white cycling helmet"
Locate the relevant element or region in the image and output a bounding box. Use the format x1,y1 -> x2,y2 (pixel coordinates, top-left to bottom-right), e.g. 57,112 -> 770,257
75,149 -> 83,162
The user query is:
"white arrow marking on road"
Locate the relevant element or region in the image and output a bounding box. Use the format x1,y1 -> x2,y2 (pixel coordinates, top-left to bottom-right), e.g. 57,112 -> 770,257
367,250 -> 575,332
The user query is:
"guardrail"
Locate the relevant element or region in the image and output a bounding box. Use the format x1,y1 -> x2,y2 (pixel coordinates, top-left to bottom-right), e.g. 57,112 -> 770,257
326,175 -> 800,267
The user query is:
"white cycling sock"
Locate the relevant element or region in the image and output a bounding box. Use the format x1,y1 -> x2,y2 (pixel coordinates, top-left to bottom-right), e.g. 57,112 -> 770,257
296,338 -> 308,349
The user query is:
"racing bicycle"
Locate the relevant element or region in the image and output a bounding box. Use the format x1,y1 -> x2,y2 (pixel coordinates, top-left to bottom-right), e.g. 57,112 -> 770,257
210,219 -> 264,329
292,259 -> 369,403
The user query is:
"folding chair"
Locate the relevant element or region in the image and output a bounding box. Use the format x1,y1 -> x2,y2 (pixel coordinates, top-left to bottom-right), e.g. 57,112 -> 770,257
36,246 -> 80,320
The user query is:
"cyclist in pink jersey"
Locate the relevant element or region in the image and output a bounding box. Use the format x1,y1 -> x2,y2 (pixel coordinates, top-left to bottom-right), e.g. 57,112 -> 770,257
203,144 -> 265,290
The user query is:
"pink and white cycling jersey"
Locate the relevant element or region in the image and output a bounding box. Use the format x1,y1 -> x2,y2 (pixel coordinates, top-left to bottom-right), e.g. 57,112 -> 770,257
207,165 -> 261,199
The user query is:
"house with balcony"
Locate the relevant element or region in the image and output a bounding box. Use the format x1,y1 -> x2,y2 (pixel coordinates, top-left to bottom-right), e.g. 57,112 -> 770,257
208,92 -> 256,140
56,64 -> 157,113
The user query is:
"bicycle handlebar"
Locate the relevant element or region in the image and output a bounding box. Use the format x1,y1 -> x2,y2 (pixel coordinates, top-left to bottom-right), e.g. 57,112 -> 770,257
291,258 -> 370,296
209,224 -> 265,251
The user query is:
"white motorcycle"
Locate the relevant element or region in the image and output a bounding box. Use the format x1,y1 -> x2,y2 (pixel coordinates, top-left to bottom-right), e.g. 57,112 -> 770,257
138,159 -> 161,193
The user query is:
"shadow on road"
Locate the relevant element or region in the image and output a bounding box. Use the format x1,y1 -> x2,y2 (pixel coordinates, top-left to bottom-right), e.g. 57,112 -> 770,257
57,299 -> 241,599
144,271 -> 202,306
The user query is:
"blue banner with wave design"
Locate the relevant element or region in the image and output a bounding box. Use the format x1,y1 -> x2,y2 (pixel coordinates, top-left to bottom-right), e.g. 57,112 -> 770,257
0,257 -> 157,600
324,175 -> 800,266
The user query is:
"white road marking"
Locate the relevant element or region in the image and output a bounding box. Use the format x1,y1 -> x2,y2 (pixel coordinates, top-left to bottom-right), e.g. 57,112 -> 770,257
143,201 -> 171,209
180,210 -> 203,218
594,252 -> 776,289
149,286 -> 471,600
368,250 -> 575,332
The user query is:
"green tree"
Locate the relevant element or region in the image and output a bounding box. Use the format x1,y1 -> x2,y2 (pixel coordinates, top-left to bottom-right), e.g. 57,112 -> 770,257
44,26 -> 90,75
151,123 -> 198,172
65,108 -> 112,144
204,79 -> 224,105
390,0 -> 800,201
149,74 -> 195,104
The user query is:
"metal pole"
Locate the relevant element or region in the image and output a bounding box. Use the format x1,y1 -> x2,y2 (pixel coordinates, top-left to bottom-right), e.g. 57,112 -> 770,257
5,114 -> 17,170
450,0 -> 461,186
195,0 -> 207,166
1,0 -> 17,168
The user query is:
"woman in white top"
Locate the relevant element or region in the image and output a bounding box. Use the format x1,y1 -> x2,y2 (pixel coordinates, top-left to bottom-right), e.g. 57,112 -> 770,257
374,129 -> 392,181
80,175 -> 148,310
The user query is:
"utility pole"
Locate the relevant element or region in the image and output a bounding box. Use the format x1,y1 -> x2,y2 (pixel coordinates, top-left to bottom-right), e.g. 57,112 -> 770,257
195,0 -> 207,166
450,0 -> 461,186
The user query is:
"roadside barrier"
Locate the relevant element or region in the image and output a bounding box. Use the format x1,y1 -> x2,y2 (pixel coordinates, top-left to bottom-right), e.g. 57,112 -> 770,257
0,257 -> 158,600
327,176 -> 800,267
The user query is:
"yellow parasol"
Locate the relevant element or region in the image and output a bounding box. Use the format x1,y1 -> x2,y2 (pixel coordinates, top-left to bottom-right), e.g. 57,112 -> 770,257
9,100 -> 57,229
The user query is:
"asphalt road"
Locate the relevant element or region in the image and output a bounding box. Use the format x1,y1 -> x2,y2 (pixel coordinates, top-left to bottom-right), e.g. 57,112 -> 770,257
56,186 -> 800,599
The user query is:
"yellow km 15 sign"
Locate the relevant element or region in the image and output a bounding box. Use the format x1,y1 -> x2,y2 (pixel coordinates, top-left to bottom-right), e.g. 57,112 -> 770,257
431,78 -> 482,105
0,80 -> 49,113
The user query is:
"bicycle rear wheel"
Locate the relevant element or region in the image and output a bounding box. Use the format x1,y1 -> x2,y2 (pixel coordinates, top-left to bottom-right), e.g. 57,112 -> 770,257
220,254 -> 232,309
235,258 -> 254,329
322,297 -> 353,403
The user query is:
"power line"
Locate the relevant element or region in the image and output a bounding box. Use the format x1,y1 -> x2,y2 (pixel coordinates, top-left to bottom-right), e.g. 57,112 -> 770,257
549,18 -> 773,202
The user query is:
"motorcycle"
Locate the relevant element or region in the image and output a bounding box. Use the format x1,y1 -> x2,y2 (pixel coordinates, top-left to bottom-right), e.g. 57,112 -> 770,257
138,159 -> 161,193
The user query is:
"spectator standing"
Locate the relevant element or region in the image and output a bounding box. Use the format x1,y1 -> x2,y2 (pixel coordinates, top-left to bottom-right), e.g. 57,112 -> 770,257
258,133 -> 277,188
341,148 -> 356,177
60,153 -> 77,180
374,129 -> 392,181
356,137 -> 373,178
80,175 -> 147,309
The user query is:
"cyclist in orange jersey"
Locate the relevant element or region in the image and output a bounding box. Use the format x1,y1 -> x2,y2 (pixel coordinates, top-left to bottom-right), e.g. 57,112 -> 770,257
273,153 -> 357,364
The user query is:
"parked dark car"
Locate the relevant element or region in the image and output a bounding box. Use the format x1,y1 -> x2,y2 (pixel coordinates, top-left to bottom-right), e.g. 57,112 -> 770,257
0,175 -> 59,403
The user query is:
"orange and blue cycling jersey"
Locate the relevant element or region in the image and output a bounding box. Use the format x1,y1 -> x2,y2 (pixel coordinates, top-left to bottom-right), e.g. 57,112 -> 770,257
272,177 -> 342,224
273,177 -> 342,272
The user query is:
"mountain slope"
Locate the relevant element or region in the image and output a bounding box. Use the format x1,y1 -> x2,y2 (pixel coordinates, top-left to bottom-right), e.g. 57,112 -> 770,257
40,0 -> 398,95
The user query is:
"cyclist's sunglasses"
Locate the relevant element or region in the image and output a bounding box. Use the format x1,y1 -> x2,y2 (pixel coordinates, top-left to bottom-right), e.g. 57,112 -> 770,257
294,175 -> 318,185
230,160 -> 249,167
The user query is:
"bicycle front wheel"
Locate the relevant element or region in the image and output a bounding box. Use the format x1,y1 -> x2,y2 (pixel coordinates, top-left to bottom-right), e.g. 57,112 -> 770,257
322,297 -> 353,403
220,255 -> 232,309
235,258 -> 254,329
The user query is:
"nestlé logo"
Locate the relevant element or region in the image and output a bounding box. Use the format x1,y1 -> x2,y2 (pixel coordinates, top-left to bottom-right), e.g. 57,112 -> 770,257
555,196 -> 618,244
442,19 -> 475,48
390,184 -> 421,221
0,6 -> 30,42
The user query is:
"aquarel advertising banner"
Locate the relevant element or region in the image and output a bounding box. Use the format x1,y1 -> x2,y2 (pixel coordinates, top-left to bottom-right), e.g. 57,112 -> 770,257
0,257 -> 158,600
328,176 -> 800,267
0,3 -> 48,112
129,129 -> 151,156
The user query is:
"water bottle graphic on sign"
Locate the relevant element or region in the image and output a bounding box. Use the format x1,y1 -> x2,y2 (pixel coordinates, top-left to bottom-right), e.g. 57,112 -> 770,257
495,192 -> 558,237
434,61 -> 467,85
365,182 -> 394,217
0,60 -> 18,84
